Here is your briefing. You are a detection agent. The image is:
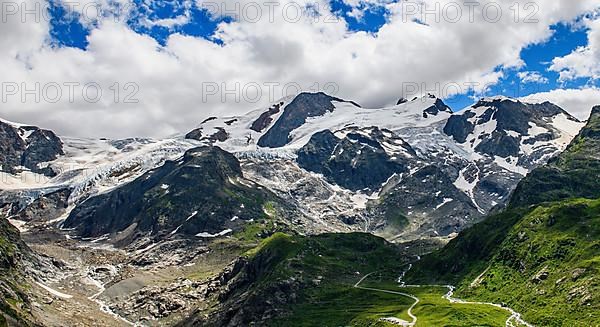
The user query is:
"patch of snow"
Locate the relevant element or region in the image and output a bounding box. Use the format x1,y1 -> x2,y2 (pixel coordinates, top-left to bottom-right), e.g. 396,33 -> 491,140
135,242 -> 158,255
482,95 -> 519,102
7,219 -> 28,232
493,156 -> 528,176
453,169 -> 477,193
0,171 -> 51,190
454,167 -> 484,214
195,229 -> 233,238
435,198 -> 453,210
185,211 -> 198,221
89,234 -> 110,243
35,282 -> 73,299
551,113 -> 585,147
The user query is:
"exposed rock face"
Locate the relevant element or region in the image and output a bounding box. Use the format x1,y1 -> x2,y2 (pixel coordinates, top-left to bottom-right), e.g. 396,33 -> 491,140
62,146 -> 284,246
443,98 -> 581,168
0,122 -> 26,174
257,92 -> 360,148
370,165 -> 480,239
250,102 -> 284,132
422,97 -> 453,118
0,217 -> 35,325
396,97 -> 408,105
0,121 -> 64,176
297,127 -> 417,191
185,127 -> 229,143
510,105 -> 600,207
1,188 -> 71,223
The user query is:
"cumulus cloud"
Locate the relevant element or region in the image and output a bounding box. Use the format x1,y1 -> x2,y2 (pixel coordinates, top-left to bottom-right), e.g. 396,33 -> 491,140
0,0 -> 599,138
517,71 -> 548,84
521,87 -> 600,120
550,16 -> 600,81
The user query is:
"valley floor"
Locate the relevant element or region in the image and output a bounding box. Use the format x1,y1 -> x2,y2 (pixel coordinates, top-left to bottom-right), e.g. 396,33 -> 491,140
352,272 -> 532,327
17,226 -> 254,327
13,226 -> 538,327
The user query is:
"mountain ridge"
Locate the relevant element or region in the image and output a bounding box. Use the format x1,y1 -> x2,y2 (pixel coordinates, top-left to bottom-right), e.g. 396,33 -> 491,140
405,105 -> 600,326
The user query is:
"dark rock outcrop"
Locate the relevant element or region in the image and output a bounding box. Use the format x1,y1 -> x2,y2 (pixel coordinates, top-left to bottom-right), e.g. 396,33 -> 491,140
0,121 -> 63,177
423,98 -> 453,118
250,102 -> 284,132
297,127 -> 417,191
443,111 -> 476,143
63,146 -> 280,246
185,127 -> 229,143
2,189 -> 71,223
443,98 -> 580,161
510,105 -> 600,207
258,92 -> 359,148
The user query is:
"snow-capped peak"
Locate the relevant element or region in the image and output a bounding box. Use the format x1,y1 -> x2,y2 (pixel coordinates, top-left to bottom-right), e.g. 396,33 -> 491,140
183,92 -> 453,154
478,95 -> 520,103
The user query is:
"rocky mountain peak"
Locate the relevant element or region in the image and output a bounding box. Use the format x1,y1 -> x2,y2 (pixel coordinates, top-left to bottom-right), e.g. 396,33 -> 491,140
257,92 -> 361,148
61,146 -> 284,246
0,119 -> 64,177
444,99 -> 582,167
297,126 -> 417,191
396,97 -> 408,105
423,98 -> 453,117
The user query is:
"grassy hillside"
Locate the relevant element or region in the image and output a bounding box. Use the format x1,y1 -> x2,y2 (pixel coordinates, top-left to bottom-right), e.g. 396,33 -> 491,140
186,232 -> 415,326
406,106 -> 600,326
457,198 -> 600,325
409,199 -> 599,325
0,218 -> 35,326
186,232 -> 536,327
510,106 -> 600,207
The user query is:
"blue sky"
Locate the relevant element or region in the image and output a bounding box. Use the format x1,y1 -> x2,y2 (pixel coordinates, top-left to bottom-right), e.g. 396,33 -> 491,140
47,0 -> 598,113
4,0 -> 598,137
446,22 -> 596,110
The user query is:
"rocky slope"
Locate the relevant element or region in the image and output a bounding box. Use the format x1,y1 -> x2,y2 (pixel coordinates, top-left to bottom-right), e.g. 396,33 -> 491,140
62,146 -> 300,248
0,93 -> 592,327
0,216 -> 35,326
297,126 -> 417,192
1,93 -> 584,244
405,105 -> 600,326
178,232 -> 412,327
0,119 -> 64,177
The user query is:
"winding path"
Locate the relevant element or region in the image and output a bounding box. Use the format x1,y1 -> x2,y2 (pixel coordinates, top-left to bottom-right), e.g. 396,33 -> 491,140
354,272 -> 418,326
353,271 -> 535,327
86,269 -> 136,326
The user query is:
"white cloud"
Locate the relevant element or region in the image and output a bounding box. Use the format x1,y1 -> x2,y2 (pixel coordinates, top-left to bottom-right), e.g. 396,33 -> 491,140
521,87 -> 600,120
550,16 -> 600,81
0,0 -> 599,138
517,71 -> 549,84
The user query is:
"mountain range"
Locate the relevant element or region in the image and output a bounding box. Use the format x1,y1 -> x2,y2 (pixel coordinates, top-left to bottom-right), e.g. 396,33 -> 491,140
0,92 -> 596,326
